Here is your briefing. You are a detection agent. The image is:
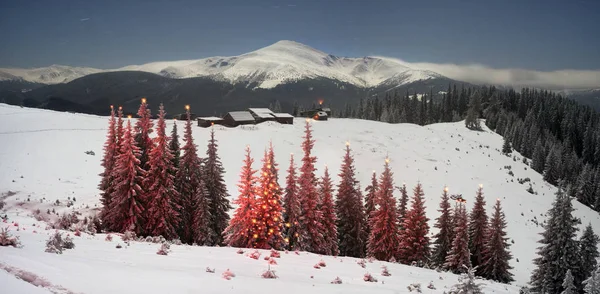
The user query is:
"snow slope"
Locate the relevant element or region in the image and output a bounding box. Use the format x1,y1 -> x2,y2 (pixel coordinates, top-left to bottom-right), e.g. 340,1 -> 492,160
1,104 -> 599,293
0,41 -> 442,88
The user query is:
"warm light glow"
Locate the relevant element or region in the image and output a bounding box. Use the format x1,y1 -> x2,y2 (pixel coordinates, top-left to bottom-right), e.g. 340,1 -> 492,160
318,99 -> 324,105
284,238 -> 289,243
497,198 -> 500,201
313,115 -> 318,120
269,229 -> 274,233
285,223 -> 291,228
173,118 -> 177,121
479,184 -> 483,188
274,217 -> 278,221
185,105 -> 190,110
253,234 -> 258,239
305,118 -> 310,122
252,219 -> 257,223
385,158 -> 390,163
345,141 -> 350,146
444,187 -> 449,192
118,106 -> 122,110
127,115 -> 132,119
141,98 -> 146,104
211,122 -> 214,126
267,165 -> 271,169
110,105 -> 114,109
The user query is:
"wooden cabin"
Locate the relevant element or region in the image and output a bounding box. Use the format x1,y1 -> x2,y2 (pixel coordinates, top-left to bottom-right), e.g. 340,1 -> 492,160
248,108 -> 277,123
222,111 -> 255,127
272,113 -> 294,124
174,112 -> 197,120
197,116 -> 224,128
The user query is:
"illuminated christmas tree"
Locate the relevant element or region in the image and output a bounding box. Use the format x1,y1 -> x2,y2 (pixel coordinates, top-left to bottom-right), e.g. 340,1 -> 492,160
320,166 -> 338,256
115,106 -> 124,147
99,106 -> 118,230
134,98 -> 154,171
144,103 -> 181,240
168,119 -> 180,176
297,120 -> 326,253
399,183 -> 431,265
223,146 -> 257,248
469,185 -> 488,272
431,186 -> 453,267
282,153 -> 301,250
364,171 -> 377,223
204,128 -> 231,246
397,183 -> 409,228
444,202 -> 471,274
367,158 -> 400,261
107,119 -> 146,234
335,143 -> 368,258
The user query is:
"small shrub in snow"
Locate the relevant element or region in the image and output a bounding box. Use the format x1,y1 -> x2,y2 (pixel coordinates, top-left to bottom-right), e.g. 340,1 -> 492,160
427,281 -> 436,289
74,229 -> 81,237
313,264 -> 321,269
367,257 -> 375,263
363,273 -> 377,282
381,265 -> 391,276
206,267 -> 215,273
45,231 -> 73,254
0,228 -> 21,247
222,269 -> 235,280
236,248 -> 244,254
145,236 -> 154,242
156,243 -> 170,255
63,235 -> 75,249
261,267 -> 278,279
519,286 -> 531,294
330,277 -> 342,284
105,234 -> 113,241
268,258 -> 278,265
115,243 -> 122,249
264,256 -> 270,260
318,260 -> 326,267
357,259 -> 366,268
389,256 -> 397,263
269,249 -> 280,258
294,250 -> 300,255
122,230 -> 136,243
448,265 -> 483,294
407,283 -> 422,293
247,249 -> 261,260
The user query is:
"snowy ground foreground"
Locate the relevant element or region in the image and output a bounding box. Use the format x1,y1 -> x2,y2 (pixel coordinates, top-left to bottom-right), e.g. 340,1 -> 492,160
0,103 -> 599,293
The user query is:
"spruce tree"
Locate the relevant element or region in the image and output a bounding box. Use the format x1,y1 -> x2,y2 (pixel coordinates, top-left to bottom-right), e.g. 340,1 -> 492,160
107,119 -> 146,234
445,202 -> 471,274
530,186 -> 580,293
252,149 -> 284,250
144,104 -> 181,240
544,146 -> 561,185
465,91 -> 482,130
364,171 -> 377,227
319,167 -> 338,256
578,224 -> 599,290
469,186 -> 488,272
399,183 -> 430,265
297,120 -> 325,253
168,120 -> 180,175
282,153 -> 301,250
174,107 -> 209,245
397,183 -> 409,227
134,98 -> 154,172
204,128 -> 231,246
480,199 -> 514,283
576,164 -> 595,206
367,158 -> 399,261
335,143 -> 368,258
531,138 -> 546,173
562,270 -> 576,294
502,138 -> 512,155
432,186 -> 453,267
224,146 -> 257,248
115,106 -> 124,147
583,266 -> 600,294
99,106 -> 118,231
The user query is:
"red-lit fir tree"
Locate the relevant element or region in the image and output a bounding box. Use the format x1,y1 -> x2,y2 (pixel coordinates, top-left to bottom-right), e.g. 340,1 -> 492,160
431,186 -> 453,267
204,128 -> 231,246
174,107 -> 210,245
252,148 -> 285,250
397,183 -> 409,227
134,98 -> 154,171
367,158 -> 400,261
144,103 -> 181,240
364,171 -> 378,223
223,146 -> 257,248
297,120 -> 326,253
320,166 -> 339,256
469,186 -> 488,272
480,199 -> 514,283
99,106 -> 118,230
168,119 -> 180,176
282,153 -> 301,250
399,183 -> 430,265
444,202 -> 471,274
106,119 -> 146,234
116,106 -> 124,147
335,143 -> 368,258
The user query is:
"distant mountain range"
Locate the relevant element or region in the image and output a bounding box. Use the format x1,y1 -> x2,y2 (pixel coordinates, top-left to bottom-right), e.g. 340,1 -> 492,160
0,40 -> 598,115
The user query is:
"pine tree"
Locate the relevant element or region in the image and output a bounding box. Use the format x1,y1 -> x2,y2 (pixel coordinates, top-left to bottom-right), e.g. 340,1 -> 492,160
319,167 -> 338,256
578,224 -> 599,290
465,91 -> 482,130
134,98 -> 154,172
106,119 -> 146,234
335,143 -> 368,258
531,138 -> 546,173
530,186 -> 581,293
399,183 -> 430,265
544,146 -> 561,185
480,199 -> 514,283
99,106 -> 118,230
432,186 -> 453,267
144,104 -> 181,240
364,171 -> 377,225
168,120 -> 180,176
282,153 -> 301,250
583,266 -> 600,294
445,202 -> 471,274
367,158 -> 400,261
397,183 -> 409,226
469,186 -> 488,272
562,270 -> 576,294
174,107 -> 209,245
204,128 -> 231,246
502,138 -> 512,155
576,164 -> 595,206
452,265 -> 484,294
115,106 -> 124,147
252,148 -> 285,250
223,146 -> 257,248
297,120 -> 326,253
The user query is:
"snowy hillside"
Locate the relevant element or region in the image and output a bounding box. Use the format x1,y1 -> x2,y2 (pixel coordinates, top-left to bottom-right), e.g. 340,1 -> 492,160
1,104 -> 599,293
0,41 -> 442,89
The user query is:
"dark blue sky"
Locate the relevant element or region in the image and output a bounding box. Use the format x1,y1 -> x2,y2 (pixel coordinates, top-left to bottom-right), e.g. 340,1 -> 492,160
1,0 -> 599,70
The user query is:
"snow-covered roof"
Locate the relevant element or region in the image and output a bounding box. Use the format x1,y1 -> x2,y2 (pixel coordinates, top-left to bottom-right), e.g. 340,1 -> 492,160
272,113 -> 294,118
198,116 -> 223,121
320,107 -> 331,112
248,108 -> 275,119
317,111 -> 328,116
227,111 -> 255,122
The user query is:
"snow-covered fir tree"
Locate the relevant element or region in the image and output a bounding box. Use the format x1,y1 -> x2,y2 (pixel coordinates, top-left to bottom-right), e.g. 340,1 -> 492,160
578,223 -> 599,291
445,202 -> 471,274
223,146 -> 257,248
399,183 -> 430,265
335,143 -> 368,258
480,199 -> 514,283
397,183 -> 409,228
562,269 -> 576,294
431,186 -> 453,267
364,171 -> 377,225
168,119 -> 180,176
99,106 -> 118,231
450,265 -> 484,294
204,128 -> 231,246
583,266 -> 600,294
367,158 -> 399,261
144,103 -> 181,240
134,98 -> 154,172
319,166 -> 338,256
282,153 -> 301,250
469,186 -> 488,272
